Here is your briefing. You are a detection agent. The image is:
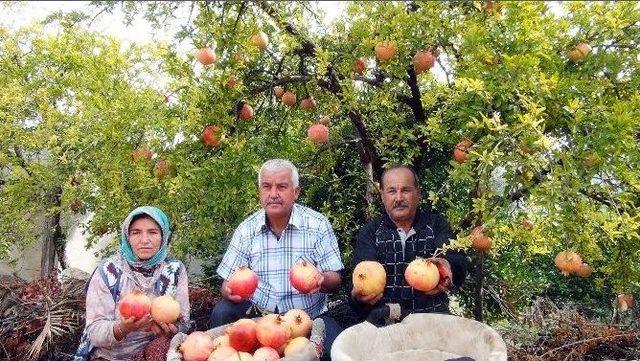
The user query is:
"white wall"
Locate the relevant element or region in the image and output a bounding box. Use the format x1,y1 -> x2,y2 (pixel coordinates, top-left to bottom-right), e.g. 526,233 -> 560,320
0,212 -> 205,281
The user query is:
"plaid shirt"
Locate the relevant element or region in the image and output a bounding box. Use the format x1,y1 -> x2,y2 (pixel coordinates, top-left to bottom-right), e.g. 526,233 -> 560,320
217,203 -> 344,318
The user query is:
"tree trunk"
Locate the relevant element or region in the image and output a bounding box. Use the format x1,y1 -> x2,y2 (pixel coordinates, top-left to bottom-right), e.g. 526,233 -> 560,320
473,252 -> 485,321
40,186 -> 62,279
363,161 -> 377,221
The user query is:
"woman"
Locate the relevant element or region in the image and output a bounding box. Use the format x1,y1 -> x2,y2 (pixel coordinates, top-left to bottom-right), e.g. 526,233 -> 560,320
75,206 -> 190,361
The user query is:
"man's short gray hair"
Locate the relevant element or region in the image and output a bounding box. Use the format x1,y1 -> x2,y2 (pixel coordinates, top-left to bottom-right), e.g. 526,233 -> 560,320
258,159 -> 299,188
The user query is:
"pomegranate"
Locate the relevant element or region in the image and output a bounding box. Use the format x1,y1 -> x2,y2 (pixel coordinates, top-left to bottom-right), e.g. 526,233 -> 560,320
575,263 -> 593,278
180,331 -> 216,361
196,48 -> 217,66
521,219 -> 534,231
352,261 -> 386,296
404,258 -> 440,292
250,31 -> 269,51
239,103 -> 254,121
208,345 -> 240,361
307,124 -> 329,145
118,290 -> 151,320
374,41 -> 396,62
69,198 -> 82,213
273,86 -> 285,98
226,318 -> 258,353
413,50 -> 436,74
568,42 -> 591,62
281,91 -> 297,106
453,139 -> 473,163
202,125 -> 223,148
318,115 -> 330,126
151,295 -> 180,324
483,0 -> 504,13
470,226 -> 493,252
353,57 -> 366,74
256,314 -> 291,350
131,148 -> 152,162
616,294 -> 634,311
238,352 -> 254,361
213,334 -> 230,348
226,76 -> 238,88
554,250 -> 582,276
153,159 -> 169,180
228,266 -> 259,299
289,261 -> 322,294
283,309 -> 312,338
284,337 -> 310,357
252,347 -> 280,361
300,97 -> 316,110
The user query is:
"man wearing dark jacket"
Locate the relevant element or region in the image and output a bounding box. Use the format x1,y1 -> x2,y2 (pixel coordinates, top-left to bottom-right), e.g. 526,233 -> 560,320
351,165 -> 468,324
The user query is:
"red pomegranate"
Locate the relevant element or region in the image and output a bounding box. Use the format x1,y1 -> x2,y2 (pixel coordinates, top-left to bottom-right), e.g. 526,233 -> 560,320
226,318 -> 258,353
289,261 -> 322,294
228,266 -> 259,299
118,290 -> 151,320
256,314 -> 291,350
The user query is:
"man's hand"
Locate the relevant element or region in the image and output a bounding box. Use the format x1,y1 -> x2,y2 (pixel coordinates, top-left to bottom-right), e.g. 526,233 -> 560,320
351,287 -> 383,305
221,280 -> 245,303
308,274 -> 325,294
423,257 -> 452,295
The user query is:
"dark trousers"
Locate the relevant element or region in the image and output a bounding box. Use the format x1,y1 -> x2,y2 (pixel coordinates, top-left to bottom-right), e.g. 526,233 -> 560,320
210,299 -> 341,360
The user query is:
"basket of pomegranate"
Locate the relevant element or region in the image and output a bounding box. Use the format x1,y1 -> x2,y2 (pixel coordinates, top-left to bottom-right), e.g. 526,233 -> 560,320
330,312 -> 507,361
167,308 -> 323,361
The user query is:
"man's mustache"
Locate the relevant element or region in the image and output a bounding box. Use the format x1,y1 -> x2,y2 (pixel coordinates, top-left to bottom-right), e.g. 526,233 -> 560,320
392,201 -> 409,208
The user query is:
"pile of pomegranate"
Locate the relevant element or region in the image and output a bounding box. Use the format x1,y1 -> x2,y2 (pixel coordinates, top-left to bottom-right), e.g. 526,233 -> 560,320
179,308 -> 314,361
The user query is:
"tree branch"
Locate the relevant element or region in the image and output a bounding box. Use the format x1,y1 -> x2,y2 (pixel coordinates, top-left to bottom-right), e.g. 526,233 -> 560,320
404,66 -> 426,122
248,75 -> 313,94
13,146 -> 33,178
256,1 -> 316,56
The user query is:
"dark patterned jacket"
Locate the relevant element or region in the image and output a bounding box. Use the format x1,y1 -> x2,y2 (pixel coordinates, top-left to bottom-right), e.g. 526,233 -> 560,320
352,209 -> 468,317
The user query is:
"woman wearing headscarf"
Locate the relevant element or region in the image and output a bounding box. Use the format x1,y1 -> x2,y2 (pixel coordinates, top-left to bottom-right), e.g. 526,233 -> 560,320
75,206 -> 190,361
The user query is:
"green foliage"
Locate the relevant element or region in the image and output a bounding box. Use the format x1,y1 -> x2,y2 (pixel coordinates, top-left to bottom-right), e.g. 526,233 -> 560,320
1,1 -> 639,319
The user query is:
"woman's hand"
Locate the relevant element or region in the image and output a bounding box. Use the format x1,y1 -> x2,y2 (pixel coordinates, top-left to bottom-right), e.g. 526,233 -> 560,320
148,321 -> 179,336
115,315 -> 153,341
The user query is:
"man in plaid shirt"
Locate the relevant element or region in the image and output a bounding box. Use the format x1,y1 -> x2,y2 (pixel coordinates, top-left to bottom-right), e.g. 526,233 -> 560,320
210,159 -> 344,359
